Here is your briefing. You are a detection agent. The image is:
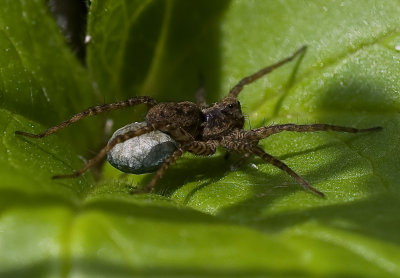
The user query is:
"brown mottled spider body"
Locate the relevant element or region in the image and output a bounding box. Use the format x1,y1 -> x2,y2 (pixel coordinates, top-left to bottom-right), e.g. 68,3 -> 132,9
15,46 -> 381,197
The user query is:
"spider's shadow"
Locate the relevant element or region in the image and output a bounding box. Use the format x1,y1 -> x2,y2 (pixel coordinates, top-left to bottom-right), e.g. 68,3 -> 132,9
210,71 -> 394,246
141,138 -> 342,206
141,152 -> 232,197
214,134 -> 377,217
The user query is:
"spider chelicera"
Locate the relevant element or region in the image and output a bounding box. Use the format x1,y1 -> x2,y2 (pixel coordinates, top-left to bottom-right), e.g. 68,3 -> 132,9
15,46 -> 381,197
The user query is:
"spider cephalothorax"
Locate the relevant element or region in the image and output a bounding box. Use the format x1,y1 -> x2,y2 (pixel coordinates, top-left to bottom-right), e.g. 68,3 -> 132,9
15,46 -> 381,197
201,97 -> 244,140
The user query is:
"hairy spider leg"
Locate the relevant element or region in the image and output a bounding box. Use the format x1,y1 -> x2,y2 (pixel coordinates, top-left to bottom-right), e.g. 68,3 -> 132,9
219,137 -> 324,197
145,140 -> 219,192
227,45 -> 307,99
52,125 -> 156,179
249,146 -> 325,197
145,148 -> 185,192
231,124 -> 382,196
15,96 -> 157,138
245,124 -> 382,141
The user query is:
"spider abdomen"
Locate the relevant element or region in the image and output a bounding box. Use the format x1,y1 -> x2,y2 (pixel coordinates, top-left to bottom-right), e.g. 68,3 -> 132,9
146,101 -> 204,141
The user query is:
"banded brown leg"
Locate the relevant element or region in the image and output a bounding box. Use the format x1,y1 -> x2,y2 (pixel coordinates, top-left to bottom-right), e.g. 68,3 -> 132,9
52,125 -> 156,179
144,140 -> 219,192
227,45 -> 307,99
245,124 -> 382,141
15,96 -> 157,138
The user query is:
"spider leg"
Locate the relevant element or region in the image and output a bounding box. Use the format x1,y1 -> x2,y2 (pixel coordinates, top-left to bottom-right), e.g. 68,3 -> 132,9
52,125 -> 156,179
221,136 -> 324,197
145,140 -> 219,192
250,146 -> 324,197
227,45 -> 307,98
246,123 -> 382,141
145,148 -> 185,192
15,96 -> 157,138
242,145 -> 324,197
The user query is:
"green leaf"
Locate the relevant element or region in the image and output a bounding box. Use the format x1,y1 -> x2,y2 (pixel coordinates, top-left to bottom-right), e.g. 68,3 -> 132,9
2,0 -> 400,277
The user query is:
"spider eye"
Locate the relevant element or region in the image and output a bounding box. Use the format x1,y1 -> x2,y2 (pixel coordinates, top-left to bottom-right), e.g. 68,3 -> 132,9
228,104 -> 234,108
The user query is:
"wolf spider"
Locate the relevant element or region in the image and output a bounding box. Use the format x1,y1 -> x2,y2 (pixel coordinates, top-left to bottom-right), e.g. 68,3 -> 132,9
15,46 -> 381,197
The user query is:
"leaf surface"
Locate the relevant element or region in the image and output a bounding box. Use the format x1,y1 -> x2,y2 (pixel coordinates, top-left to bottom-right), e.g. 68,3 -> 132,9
2,0 -> 400,277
